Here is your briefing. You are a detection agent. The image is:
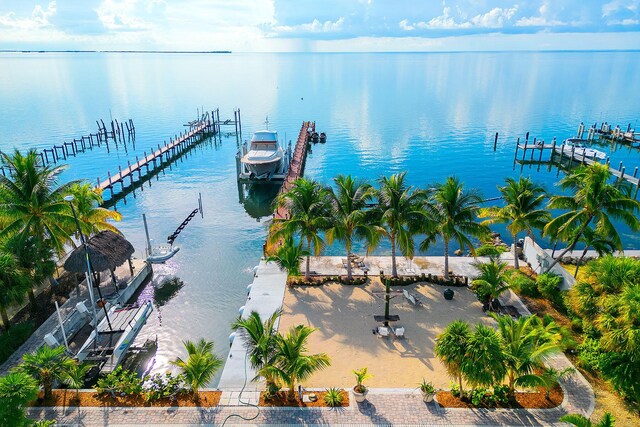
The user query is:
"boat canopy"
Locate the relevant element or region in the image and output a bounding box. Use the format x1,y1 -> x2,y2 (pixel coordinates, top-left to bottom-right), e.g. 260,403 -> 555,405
251,130 -> 278,142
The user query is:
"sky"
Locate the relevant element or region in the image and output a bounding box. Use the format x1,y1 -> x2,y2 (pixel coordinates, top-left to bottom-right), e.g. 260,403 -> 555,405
0,0 -> 639,52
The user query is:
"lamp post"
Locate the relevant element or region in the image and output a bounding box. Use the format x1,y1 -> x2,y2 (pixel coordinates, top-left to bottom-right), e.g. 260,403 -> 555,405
64,195 -> 112,331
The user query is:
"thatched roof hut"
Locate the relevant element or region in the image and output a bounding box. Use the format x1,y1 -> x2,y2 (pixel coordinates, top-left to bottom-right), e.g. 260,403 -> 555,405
64,230 -> 135,273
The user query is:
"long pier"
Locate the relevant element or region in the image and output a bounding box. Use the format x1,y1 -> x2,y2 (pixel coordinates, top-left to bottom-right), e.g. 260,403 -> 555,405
514,136 -> 640,198
264,121 -> 314,255
96,119 -> 214,200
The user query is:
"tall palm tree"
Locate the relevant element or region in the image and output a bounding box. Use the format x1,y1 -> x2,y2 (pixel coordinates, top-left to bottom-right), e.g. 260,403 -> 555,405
572,226 -> 616,278
374,172 -> 428,278
172,339 -> 222,399
231,310 -> 281,385
272,178 -> 332,279
461,324 -> 506,388
266,236 -> 308,277
471,258 -> 511,311
0,250 -> 30,328
0,371 -> 40,425
66,182 -> 122,239
479,177 -> 550,269
19,345 -> 75,400
0,150 -> 76,307
434,320 -> 471,395
260,325 -> 330,400
422,176 -> 489,280
326,175 -> 376,280
490,314 -> 563,394
559,413 -> 615,427
544,163 -> 640,272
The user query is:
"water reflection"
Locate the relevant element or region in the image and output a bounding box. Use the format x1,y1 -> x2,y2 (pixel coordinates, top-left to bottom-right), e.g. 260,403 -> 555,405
238,181 -> 281,221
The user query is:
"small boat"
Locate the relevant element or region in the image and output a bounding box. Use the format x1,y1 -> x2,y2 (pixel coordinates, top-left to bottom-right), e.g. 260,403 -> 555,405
319,132 -> 327,143
562,138 -> 606,160
147,243 -> 180,263
240,130 -> 284,179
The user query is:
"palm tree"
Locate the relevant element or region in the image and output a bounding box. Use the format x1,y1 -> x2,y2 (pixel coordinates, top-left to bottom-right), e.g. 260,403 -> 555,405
64,362 -> 92,400
0,150 -> 76,306
172,339 -> 222,399
479,177 -> 550,270
66,182 -> 121,239
374,172 -> 427,278
260,325 -> 330,400
572,226 -> 616,278
559,413 -> 615,427
471,258 -> 511,311
231,310 -> 281,385
434,320 -> 471,395
272,178 -> 332,279
19,345 -> 75,400
0,371 -> 40,425
544,163 -> 640,272
490,314 -> 563,394
266,236 -> 308,277
0,250 -> 30,328
461,324 -> 506,388
326,175 -> 376,280
422,176 -> 489,281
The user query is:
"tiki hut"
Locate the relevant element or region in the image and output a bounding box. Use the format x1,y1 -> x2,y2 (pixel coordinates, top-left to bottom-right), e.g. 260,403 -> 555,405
64,230 -> 136,289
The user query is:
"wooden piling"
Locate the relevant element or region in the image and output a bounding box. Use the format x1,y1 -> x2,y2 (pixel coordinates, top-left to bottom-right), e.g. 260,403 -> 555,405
493,132 -> 498,151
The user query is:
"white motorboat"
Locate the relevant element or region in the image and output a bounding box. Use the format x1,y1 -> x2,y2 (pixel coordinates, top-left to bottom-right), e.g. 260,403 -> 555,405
147,243 -> 180,263
241,130 -> 284,179
562,138 -> 606,160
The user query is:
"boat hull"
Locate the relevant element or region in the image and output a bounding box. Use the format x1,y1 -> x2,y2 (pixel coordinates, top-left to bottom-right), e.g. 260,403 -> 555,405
241,158 -> 283,179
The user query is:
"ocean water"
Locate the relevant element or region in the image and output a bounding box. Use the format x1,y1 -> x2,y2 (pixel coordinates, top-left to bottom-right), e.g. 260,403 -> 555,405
1,51 -> 639,384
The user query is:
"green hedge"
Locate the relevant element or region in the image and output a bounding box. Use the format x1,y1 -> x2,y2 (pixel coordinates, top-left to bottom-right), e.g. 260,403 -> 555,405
0,322 -> 34,364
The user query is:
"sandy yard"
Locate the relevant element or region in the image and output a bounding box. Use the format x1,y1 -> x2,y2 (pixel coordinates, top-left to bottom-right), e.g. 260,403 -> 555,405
279,277 -> 493,389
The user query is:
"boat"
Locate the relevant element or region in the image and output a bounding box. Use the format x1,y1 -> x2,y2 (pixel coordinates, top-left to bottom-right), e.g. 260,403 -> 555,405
147,243 -> 180,263
240,130 -> 284,179
562,138 -> 606,160
319,132 -> 327,143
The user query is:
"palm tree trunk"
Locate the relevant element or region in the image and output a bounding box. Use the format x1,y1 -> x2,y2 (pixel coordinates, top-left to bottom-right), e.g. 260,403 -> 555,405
544,217 -> 592,273
391,234 -> 397,278
44,378 -> 52,401
512,233 -> 520,270
28,288 -> 37,309
444,239 -> 450,280
346,241 -> 353,281
574,246 -> 590,278
1,306 -> 10,329
305,238 -> 311,280
458,373 -> 463,397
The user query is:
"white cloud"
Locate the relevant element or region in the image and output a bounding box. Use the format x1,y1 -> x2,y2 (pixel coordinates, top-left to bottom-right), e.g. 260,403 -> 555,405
0,1 -> 56,30
470,7 -> 518,28
97,0 -> 152,31
400,6 -> 517,30
516,1 -> 567,27
267,17 -> 345,34
426,7 -> 471,29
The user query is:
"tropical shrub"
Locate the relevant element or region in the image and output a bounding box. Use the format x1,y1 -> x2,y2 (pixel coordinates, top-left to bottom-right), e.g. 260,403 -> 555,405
63,362 -> 92,399
143,372 -> 186,402
576,338 -> 606,373
599,351 -> 640,402
536,273 -> 562,300
324,387 -> 344,406
0,322 -> 34,364
559,412 -> 615,427
475,244 -> 507,259
19,345 -> 75,400
461,324 -> 506,388
95,366 -> 144,397
172,339 -> 223,398
0,371 -> 39,427
435,321 -> 471,395
509,273 -> 538,298
353,367 -> 372,394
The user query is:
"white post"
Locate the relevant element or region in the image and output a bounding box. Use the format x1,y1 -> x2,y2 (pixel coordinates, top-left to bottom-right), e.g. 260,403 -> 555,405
85,272 -> 99,329
55,301 -> 69,350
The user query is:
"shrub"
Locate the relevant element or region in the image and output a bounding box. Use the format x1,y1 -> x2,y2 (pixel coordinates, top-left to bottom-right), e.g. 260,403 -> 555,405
96,366 -> 144,397
450,382 -> 461,397
324,387 -> 344,407
265,382 -> 281,400
470,388 -> 489,406
576,338 -> 605,373
509,274 -> 539,297
143,372 -> 186,402
536,273 -> 563,300
475,244 -> 506,258
599,351 -> 640,402
492,384 -> 510,404
0,322 -> 34,365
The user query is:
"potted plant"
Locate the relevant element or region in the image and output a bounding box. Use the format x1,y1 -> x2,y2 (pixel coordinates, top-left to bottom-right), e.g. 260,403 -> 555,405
352,367 -> 372,403
418,379 -> 436,402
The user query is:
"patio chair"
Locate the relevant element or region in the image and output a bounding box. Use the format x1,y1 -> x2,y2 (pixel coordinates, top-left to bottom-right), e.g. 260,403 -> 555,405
392,326 -> 405,339
375,326 -> 390,338
403,289 -> 422,307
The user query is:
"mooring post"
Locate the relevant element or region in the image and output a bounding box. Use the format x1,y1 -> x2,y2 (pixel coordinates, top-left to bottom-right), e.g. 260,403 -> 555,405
569,145 -> 575,169
493,132 -> 498,151
513,137 -> 520,166
633,167 -> 638,178
621,167 -> 626,179
234,110 -> 238,135
522,138 -> 528,162
238,108 -> 242,136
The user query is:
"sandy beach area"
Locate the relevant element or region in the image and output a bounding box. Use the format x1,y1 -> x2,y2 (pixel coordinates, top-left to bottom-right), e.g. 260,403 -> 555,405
279,277 -> 493,389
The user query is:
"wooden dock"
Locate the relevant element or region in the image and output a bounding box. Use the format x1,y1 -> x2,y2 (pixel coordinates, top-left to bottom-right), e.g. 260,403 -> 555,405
96,119 -> 214,200
514,136 -> 639,198
265,121 -> 314,255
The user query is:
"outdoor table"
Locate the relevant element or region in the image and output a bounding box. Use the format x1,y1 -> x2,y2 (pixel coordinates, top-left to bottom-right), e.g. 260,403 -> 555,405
374,314 -> 400,326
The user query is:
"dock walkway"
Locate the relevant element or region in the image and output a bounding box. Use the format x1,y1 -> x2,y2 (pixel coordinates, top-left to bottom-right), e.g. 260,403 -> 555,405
97,120 -> 213,200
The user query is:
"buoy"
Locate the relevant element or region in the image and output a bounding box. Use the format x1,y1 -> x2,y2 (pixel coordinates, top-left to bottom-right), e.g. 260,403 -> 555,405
229,332 -> 236,344
239,305 -> 245,316
246,284 -> 252,294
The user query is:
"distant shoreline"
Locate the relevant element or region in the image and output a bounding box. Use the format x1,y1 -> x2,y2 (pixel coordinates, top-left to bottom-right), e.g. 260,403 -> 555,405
0,50 -> 232,54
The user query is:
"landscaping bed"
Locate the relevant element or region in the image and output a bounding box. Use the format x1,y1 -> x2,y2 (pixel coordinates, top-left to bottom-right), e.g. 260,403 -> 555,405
259,390 -> 349,407
31,389 -> 221,408
436,385 -> 563,409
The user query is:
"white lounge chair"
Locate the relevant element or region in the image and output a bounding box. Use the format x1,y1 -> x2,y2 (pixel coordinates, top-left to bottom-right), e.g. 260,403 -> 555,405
376,326 -> 390,338
392,326 -> 405,338
403,289 -> 422,306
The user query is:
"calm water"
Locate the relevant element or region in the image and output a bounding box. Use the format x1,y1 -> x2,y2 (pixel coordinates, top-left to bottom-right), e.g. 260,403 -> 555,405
1,52 -> 639,384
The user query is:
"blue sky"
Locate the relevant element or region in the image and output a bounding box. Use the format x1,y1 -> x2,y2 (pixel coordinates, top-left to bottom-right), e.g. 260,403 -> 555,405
0,1 -> 639,51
